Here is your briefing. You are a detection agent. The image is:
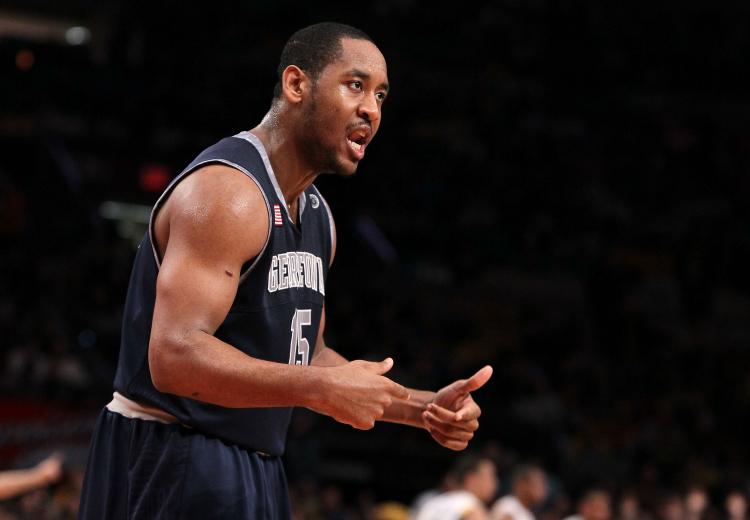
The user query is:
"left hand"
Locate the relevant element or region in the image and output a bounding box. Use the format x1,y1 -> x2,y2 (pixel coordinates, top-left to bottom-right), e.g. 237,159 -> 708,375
423,365 -> 493,451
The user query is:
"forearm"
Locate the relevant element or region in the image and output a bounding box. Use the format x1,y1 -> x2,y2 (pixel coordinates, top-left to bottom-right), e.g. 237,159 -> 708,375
381,387 -> 434,428
150,330 -> 328,409
0,468 -> 52,501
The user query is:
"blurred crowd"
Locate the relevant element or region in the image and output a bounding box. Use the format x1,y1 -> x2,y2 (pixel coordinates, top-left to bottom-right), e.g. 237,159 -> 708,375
3,0 -> 750,518
3,450 -> 750,520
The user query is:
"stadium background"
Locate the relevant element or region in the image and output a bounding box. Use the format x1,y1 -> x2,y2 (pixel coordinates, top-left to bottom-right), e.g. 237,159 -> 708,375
2,0 -> 750,518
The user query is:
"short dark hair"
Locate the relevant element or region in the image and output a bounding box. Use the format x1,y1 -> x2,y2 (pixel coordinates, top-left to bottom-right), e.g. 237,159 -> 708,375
511,464 -> 545,487
579,489 -> 610,506
272,22 -> 374,99
449,453 -> 490,483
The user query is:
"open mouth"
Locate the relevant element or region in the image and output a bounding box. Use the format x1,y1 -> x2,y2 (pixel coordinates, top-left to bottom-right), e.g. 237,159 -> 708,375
346,125 -> 371,159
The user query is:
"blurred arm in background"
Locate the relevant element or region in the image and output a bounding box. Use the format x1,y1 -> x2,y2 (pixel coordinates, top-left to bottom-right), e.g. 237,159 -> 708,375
0,452 -> 63,501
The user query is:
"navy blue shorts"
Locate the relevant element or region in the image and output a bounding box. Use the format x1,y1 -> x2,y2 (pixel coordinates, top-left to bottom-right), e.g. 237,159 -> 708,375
78,409 -> 291,519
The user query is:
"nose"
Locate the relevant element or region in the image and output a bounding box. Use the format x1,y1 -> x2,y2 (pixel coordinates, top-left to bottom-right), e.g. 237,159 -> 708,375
357,92 -> 380,125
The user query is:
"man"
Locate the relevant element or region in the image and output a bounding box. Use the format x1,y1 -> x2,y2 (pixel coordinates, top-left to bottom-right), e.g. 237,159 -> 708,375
414,454 -> 498,520
725,489 -> 748,520
78,22 -> 492,519
490,465 -> 548,520
684,485 -> 711,520
563,489 -> 612,520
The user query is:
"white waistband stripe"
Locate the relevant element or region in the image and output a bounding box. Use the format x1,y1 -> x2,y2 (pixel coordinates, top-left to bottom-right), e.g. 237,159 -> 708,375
106,392 -> 178,424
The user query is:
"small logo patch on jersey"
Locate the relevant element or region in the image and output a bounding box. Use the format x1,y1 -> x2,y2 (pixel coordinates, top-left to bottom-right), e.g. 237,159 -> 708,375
309,194 -> 320,209
273,204 -> 283,227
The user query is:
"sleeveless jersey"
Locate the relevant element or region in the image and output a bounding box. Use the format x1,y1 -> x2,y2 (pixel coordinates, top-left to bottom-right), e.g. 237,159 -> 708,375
112,131 -> 334,455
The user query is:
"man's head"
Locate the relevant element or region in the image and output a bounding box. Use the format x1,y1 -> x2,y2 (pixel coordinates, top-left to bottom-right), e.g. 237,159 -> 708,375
725,490 -> 748,519
578,490 -> 612,520
685,485 -> 709,517
450,453 -> 498,504
273,22 -> 388,177
511,465 -> 548,509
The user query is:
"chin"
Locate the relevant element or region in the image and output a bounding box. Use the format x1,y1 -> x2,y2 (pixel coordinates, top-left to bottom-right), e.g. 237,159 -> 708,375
323,157 -> 359,177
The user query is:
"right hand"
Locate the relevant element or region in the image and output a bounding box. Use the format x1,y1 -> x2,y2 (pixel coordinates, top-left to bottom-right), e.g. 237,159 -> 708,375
312,357 -> 409,430
35,453 -> 64,485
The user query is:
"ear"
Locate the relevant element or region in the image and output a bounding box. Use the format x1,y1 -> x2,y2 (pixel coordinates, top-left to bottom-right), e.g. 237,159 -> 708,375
280,65 -> 310,104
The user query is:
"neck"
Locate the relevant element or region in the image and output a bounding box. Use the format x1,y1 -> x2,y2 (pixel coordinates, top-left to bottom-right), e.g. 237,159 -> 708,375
250,110 -> 318,208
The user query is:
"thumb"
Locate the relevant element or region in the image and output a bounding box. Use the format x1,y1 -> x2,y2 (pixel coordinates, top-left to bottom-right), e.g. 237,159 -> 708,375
362,357 -> 394,375
455,365 -> 494,394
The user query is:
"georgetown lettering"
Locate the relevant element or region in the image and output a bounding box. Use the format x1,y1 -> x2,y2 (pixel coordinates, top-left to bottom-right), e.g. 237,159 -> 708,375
267,251 -> 325,295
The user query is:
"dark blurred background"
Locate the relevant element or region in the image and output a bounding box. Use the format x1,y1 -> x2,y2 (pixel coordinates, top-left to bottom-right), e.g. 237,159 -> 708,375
2,0 -> 750,518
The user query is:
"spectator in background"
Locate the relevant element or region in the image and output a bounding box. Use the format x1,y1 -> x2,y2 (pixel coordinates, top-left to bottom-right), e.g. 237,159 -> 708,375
564,489 -> 612,520
616,492 -> 647,520
0,453 -> 63,502
414,454 -> 497,520
491,465 -> 548,520
410,467 -> 459,516
725,490 -> 747,520
658,493 -> 685,520
685,486 -> 712,520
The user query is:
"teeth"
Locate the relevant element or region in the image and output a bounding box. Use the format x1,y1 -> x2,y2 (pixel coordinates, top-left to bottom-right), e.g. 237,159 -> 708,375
348,139 -> 362,151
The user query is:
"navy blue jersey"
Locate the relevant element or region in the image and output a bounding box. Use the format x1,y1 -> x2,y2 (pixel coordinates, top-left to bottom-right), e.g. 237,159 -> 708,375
113,131 -> 334,455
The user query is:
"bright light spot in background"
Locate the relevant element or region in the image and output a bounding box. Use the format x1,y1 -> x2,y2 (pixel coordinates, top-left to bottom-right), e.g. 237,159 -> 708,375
139,164 -> 171,192
65,26 -> 91,45
15,49 -> 34,71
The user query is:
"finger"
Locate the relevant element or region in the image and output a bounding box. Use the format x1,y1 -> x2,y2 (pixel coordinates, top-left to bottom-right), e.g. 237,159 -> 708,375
456,365 -> 493,394
427,403 -> 479,432
454,399 -> 482,422
424,412 -> 475,439
427,413 -> 479,433
426,403 -> 459,422
423,412 -> 475,441
350,419 -> 376,430
388,381 -> 410,400
361,357 -> 394,375
461,418 -> 480,432
427,401 -> 480,423
427,426 -> 469,451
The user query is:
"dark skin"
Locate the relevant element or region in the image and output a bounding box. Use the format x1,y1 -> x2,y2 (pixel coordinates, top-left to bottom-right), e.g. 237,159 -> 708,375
149,37 -> 492,449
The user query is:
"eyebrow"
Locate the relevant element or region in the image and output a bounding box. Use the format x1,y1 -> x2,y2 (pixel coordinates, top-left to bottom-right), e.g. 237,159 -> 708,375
345,68 -> 389,92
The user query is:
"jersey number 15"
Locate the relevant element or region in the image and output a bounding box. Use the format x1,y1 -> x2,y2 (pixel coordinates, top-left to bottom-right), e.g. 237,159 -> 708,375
288,309 -> 311,366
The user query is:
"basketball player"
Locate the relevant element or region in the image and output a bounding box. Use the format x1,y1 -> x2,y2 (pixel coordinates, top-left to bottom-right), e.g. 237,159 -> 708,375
78,22 -> 493,519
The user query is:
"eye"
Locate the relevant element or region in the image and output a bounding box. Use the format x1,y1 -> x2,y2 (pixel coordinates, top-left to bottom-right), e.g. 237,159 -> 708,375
376,91 -> 387,103
349,80 -> 363,91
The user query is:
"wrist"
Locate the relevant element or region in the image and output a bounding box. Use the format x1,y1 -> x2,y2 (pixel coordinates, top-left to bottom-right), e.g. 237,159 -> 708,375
383,389 -> 434,428
302,365 -> 334,410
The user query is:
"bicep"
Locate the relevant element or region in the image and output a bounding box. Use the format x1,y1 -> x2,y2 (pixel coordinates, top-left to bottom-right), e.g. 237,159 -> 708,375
150,166 -> 269,347
152,240 -> 241,343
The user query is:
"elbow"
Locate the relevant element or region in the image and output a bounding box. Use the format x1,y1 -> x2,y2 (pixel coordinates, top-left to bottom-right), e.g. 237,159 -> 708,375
148,335 -> 184,395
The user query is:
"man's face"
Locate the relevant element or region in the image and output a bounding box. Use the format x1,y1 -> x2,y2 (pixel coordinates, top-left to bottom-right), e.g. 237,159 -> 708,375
726,493 -> 747,518
466,460 -> 499,503
298,37 -> 388,176
582,495 -> 612,520
527,471 -> 548,505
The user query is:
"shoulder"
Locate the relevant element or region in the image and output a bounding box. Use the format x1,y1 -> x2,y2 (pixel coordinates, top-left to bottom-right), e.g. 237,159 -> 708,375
491,496 -> 515,514
164,164 -> 270,260
170,164 -> 267,221
491,497 -> 531,520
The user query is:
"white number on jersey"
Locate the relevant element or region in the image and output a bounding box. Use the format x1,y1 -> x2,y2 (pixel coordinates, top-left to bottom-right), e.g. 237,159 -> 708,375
288,309 -> 312,366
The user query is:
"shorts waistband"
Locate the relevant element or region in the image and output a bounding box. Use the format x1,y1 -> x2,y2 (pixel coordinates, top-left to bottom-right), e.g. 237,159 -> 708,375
106,391 -> 179,424
105,392 -> 273,457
